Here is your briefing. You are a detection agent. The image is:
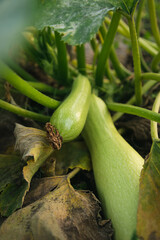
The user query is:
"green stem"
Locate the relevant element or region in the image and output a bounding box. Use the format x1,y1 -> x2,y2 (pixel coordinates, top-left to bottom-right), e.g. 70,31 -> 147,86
147,0 -> 160,47
110,46 -> 131,79
0,61 -> 61,109
90,38 -> 99,71
139,38 -> 158,56
100,21 -> 131,80
0,99 -> 50,122
55,31 -> 68,85
128,16 -> 142,106
28,82 -> 69,96
151,51 -> 160,72
95,12 -> 121,87
76,45 -> 86,75
3,59 -> 38,82
151,92 -> 160,141
107,101 -> 160,123
136,0 -> 146,37
98,27 -> 114,82
141,72 -> 160,81
106,16 -> 158,56
113,80 -> 157,122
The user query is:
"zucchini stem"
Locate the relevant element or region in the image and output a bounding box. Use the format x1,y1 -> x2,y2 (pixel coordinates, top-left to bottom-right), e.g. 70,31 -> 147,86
147,0 -> 160,47
141,72 -> 160,81
0,60 -> 61,109
0,99 -> 50,122
55,31 -> 68,85
136,0 -> 146,37
128,16 -> 142,106
107,101 -> 160,123
151,51 -> 160,72
151,92 -> 160,141
112,80 -> 157,122
76,44 -> 86,75
95,12 -> 121,87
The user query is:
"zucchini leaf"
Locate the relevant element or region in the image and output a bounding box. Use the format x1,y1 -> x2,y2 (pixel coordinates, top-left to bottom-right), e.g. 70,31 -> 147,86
0,177 -> 113,240
34,0 -> 139,45
41,141 -> 91,176
137,140 -> 160,239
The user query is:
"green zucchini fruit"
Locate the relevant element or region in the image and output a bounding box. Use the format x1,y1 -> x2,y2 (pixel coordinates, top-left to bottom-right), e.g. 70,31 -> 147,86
50,75 -> 91,142
82,94 -> 144,240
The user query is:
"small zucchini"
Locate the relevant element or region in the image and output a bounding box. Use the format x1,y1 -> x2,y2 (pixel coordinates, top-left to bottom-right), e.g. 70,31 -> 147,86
50,75 -> 91,142
82,94 -> 144,240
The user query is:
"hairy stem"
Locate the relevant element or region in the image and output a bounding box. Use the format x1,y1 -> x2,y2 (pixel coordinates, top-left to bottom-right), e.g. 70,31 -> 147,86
128,16 -> 142,105
151,92 -> 160,141
0,99 -> 50,122
95,12 -> 121,87
0,60 -> 61,109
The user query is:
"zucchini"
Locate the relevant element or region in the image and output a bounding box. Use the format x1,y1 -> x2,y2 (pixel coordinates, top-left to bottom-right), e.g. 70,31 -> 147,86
82,94 -> 144,240
50,75 -> 91,142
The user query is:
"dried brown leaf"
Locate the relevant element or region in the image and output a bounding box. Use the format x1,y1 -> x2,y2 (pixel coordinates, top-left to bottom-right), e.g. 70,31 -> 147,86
0,177 -> 113,240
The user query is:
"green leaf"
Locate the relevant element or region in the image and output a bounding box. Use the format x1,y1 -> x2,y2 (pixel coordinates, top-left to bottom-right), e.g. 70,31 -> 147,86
137,140 -> 160,239
41,141 -> 91,176
35,0 -> 139,45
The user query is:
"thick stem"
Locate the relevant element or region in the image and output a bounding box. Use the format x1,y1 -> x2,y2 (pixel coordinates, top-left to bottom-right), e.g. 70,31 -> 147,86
113,80 -> 157,122
0,99 -> 50,122
136,0 -> 146,37
147,0 -> 160,47
151,92 -> 160,141
105,16 -> 158,56
107,101 -> 160,123
76,45 -> 86,75
100,21 -> 131,79
55,31 -> 68,85
0,60 -> 61,109
95,12 -> 121,87
128,16 -> 142,106
4,59 -> 38,82
141,72 -> 160,81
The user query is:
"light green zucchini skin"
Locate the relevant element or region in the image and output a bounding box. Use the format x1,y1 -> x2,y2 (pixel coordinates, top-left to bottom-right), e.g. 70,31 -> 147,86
82,95 -> 144,240
50,75 -> 91,141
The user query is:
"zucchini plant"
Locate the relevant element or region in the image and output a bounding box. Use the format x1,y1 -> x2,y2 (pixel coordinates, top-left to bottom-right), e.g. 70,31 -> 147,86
0,0 -> 160,239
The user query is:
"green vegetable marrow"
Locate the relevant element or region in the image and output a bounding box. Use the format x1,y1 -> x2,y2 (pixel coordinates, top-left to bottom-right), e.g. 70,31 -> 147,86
50,75 -> 91,141
82,94 -> 144,240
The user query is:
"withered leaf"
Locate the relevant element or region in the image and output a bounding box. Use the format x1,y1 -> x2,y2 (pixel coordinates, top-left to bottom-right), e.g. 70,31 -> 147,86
0,177 -> 113,240
14,123 -> 53,162
23,176 -> 64,207
42,141 -> 91,176
0,124 -> 54,217
137,140 -> 160,240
